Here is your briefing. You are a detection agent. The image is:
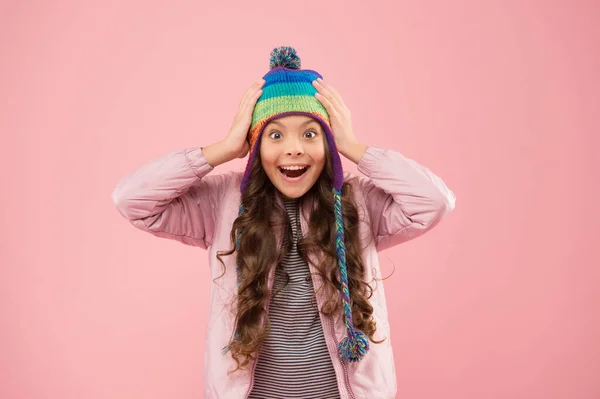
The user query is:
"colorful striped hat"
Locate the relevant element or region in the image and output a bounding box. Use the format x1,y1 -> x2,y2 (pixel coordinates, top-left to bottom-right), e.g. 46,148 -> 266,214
222,46 -> 369,363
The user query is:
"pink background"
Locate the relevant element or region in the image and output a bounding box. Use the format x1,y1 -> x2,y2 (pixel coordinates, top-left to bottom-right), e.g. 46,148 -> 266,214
1,0 -> 598,398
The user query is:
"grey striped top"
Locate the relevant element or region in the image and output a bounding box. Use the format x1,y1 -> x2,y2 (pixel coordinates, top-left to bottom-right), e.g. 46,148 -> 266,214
247,197 -> 340,399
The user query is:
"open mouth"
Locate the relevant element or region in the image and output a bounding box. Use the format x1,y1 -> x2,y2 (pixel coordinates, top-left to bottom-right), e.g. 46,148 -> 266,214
278,166 -> 310,181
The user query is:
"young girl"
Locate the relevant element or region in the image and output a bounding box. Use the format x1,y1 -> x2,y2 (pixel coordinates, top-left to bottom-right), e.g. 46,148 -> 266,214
112,46 -> 456,399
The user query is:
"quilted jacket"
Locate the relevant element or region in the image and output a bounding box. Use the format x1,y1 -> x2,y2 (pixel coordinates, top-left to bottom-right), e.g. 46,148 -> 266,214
111,145 -> 456,398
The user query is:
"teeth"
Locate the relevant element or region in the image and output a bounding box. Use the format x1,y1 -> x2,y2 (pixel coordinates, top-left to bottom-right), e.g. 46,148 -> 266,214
280,165 -> 307,171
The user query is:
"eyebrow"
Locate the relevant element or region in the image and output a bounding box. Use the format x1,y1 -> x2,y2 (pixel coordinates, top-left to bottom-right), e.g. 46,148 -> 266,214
268,119 -> 317,128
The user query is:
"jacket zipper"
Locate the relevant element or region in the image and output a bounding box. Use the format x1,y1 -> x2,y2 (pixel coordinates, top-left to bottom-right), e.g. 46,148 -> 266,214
327,306 -> 357,399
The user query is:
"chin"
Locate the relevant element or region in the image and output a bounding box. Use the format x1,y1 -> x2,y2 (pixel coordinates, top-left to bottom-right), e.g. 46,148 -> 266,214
274,182 -> 313,199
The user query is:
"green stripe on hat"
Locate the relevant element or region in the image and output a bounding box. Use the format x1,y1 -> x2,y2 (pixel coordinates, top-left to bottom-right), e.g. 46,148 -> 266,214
251,95 -> 329,129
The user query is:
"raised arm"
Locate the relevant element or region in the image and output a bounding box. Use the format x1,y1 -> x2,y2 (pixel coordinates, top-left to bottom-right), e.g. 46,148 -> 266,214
111,142 -> 235,249
354,145 -> 456,251
111,78 -> 265,249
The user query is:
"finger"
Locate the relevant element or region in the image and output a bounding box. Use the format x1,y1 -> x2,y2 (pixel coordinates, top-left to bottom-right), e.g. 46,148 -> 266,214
240,79 -> 265,110
315,91 -> 340,120
242,88 -> 263,115
247,78 -> 265,94
321,80 -> 348,109
315,78 -> 347,109
238,88 -> 262,112
313,79 -> 342,112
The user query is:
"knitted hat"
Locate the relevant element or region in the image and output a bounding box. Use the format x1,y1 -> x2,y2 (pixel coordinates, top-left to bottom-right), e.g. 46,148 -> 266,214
222,46 -> 369,363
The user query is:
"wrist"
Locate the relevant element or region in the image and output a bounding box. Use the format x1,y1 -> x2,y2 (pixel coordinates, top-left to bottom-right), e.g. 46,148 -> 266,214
202,140 -> 236,167
219,139 -> 240,161
339,141 -> 368,164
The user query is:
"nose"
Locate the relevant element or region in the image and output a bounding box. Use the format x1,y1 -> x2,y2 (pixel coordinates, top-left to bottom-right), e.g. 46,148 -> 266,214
284,138 -> 304,156
286,148 -> 304,155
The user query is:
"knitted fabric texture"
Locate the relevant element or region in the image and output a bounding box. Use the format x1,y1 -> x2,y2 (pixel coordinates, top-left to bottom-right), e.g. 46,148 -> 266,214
222,46 -> 369,363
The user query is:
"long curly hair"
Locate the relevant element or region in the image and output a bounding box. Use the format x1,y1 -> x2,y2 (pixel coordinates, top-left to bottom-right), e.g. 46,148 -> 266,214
215,130 -> 387,374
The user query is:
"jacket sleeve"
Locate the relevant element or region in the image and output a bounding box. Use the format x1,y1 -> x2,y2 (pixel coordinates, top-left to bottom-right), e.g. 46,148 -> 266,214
111,147 -> 228,249
355,145 -> 456,251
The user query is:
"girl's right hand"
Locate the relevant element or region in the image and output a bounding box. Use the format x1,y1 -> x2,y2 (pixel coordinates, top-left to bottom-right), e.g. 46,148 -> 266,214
225,78 -> 265,159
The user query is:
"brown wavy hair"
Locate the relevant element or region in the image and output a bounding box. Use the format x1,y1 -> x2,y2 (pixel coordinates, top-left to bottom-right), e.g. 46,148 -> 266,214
215,129 -> 388,374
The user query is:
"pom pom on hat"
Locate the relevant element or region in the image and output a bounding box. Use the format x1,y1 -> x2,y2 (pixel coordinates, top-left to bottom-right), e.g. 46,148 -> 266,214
269,46 -> 301,70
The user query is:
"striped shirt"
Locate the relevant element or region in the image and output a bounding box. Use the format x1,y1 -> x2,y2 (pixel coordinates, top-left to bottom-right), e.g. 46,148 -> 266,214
247,197 -> 340,399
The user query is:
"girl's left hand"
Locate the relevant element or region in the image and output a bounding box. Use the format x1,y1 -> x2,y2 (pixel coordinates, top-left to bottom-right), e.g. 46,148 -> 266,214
312,78 -> 358,154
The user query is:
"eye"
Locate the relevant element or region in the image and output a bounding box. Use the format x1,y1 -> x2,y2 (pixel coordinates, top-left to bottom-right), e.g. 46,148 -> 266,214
268,131 -> 283,139
267,129 -> 318,140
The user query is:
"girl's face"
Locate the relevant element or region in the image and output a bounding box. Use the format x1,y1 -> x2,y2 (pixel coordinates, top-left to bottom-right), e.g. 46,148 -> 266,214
260,114 -> 326,199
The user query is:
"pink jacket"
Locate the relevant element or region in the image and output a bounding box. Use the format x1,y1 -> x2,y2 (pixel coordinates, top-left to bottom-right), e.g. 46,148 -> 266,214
111,145 -> 456,399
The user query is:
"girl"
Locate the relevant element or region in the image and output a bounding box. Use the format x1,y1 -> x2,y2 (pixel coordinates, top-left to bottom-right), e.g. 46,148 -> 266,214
112,46 -> 456,399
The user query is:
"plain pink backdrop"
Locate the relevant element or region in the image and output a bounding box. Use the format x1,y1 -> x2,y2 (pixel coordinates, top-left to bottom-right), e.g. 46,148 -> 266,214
1,0 -> 598,398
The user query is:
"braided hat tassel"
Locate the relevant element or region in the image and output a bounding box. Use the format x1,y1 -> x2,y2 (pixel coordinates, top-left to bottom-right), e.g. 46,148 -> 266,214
333,188 -> 369,362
